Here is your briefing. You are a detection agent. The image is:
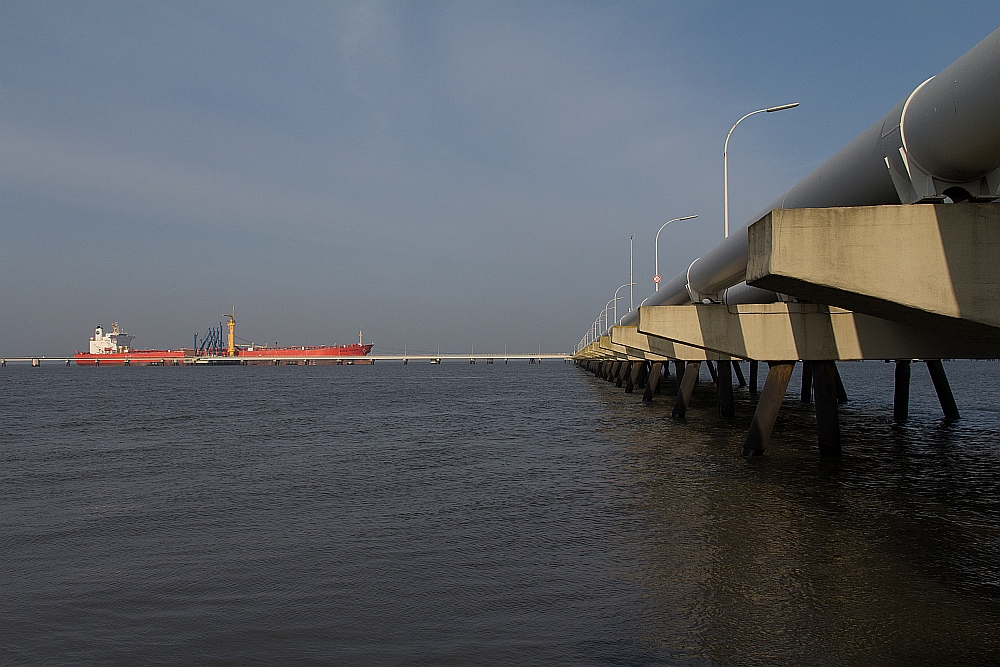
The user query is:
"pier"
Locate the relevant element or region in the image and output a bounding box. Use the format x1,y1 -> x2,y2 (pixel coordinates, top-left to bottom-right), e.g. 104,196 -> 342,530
575,27 -> 1000,458
1,353 -> 571,367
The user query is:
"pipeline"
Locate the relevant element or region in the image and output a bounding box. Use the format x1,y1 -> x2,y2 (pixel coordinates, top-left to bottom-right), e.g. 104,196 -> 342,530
619,26 -> 1000,327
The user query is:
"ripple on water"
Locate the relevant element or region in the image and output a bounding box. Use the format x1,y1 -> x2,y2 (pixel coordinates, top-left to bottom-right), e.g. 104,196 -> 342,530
1,361 -> 999,665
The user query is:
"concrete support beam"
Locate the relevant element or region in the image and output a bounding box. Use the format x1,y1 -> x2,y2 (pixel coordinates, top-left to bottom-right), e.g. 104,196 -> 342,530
834,365 -> 848,404
812,361 -> 842,457
634,360 -> 648,389
801,361 -> 813,403
718,359 -> 734,420
733,361 -> 747,388
749,361 -> 759,395
926,360 -> 961,420
642,362 -> 662,402
747,204 -> 1000,335
672,361 -> 701,420
638,303 -> 1000,361
626,362 -> 642,393
894,360 -> 911,422
743,362 -> 795,456
610,326 -> 727,362
705,360 -> 719,385
617,361 -> 629,388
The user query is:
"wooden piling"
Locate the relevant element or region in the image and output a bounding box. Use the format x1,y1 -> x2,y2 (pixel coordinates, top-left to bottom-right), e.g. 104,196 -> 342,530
800,361 -> 813,403
742,361 -> 795,456
894,360 -> 911,423
749,360 -> 759,395
926,359 -> 960,420
718,359 -> 735,420
812,360 -> 842,456
672,361 -> 701,420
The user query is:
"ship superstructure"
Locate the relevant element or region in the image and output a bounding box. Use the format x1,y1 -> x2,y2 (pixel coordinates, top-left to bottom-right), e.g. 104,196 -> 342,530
89,323 -> 135,354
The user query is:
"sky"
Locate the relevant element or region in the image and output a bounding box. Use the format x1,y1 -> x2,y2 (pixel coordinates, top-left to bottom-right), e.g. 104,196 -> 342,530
2,1 -> 997,356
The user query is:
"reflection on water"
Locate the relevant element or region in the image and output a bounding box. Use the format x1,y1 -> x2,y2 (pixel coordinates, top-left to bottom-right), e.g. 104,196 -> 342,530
595,360 -> 1000,665
1,360 -> 998,665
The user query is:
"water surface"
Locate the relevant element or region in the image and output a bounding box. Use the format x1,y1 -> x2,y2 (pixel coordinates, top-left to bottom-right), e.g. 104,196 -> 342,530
2,361 -> 999,665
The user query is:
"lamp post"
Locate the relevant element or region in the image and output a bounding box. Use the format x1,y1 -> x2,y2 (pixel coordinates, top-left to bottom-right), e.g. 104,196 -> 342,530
654,214 -> 698,290
603,298 -> 617,335
724,102 -> 799,238
613,282 -> 636,327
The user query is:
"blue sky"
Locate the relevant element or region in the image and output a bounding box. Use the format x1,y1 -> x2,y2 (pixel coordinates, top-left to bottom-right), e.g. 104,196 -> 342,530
1,2 -> 996,355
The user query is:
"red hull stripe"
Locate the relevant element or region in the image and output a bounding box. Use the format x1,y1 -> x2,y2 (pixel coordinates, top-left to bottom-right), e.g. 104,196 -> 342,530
238,344 -> 373,358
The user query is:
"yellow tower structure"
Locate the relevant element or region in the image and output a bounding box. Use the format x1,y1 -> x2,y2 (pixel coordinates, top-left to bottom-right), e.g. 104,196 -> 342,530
224,308 -> 236,357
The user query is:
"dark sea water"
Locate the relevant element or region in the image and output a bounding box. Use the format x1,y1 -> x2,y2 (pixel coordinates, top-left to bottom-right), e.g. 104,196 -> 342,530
2,360 -> 999,666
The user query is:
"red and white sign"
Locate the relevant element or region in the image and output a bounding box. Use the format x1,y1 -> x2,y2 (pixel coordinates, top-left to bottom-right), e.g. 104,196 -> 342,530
652,274 -> 661,284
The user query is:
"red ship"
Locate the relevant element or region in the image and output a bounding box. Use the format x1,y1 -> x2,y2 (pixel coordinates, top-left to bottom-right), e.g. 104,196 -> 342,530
238,342 -> 373,363
73,315 -> 374,366
74,323 -> 190,366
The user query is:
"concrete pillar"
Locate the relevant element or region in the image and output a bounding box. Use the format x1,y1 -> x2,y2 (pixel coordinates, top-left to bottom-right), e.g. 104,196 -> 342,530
812,361 -> 842,457
718,359 -> 735,420
926,360 -> 960,420
634,361 -> 648,390
705,359 -> 719,385
642,362 -> 662,402
673,360 -> 684,387
894,360 -> 911,423
749,360 -> 759,395
672,361 -> 701,420
834,364 -> 848,404
800,361 -> 813,403
615,362 -> 627,388
626,362 -> 642,394
742,362 -> 795,456
733,361 -> 747,387
613,362 -> 624,384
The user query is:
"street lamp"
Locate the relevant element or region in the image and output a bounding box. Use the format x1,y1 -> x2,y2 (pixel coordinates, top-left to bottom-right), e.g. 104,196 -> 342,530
603,298 -> 617,335
654,214 -> 698,290
613,282 -> 636,327
724,102 -> 799,238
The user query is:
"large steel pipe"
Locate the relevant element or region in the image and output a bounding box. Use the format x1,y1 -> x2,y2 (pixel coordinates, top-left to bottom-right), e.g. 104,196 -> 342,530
620,26 -> 1000,326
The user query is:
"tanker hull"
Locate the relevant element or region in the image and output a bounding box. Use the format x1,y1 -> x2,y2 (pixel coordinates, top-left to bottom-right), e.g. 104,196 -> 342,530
74,350 -> 190,366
